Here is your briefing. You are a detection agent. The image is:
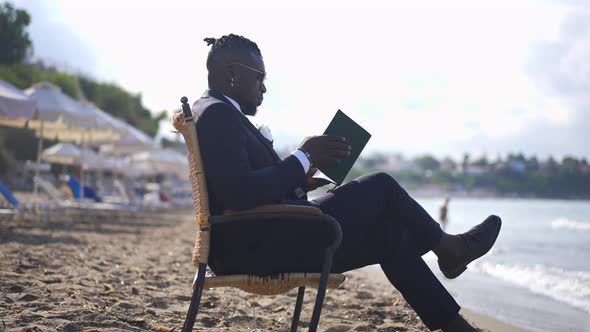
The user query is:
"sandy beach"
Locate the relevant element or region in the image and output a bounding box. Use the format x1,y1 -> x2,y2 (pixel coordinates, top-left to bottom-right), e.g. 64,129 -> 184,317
0,210 -> 525,331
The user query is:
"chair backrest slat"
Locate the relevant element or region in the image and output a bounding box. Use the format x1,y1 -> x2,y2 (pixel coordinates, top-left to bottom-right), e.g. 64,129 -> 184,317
173,97 -> 211,266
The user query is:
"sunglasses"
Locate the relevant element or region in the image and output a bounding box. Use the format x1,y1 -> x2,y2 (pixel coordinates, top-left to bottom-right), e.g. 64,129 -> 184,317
231,62 -> 266,83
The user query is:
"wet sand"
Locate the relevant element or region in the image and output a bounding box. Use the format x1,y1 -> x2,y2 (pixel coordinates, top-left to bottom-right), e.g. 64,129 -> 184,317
1,211 -> 519,331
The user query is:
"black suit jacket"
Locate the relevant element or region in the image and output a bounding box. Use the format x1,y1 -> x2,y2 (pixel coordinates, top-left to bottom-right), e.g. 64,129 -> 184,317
194,90 -> 329,274
194,90 -> 310,215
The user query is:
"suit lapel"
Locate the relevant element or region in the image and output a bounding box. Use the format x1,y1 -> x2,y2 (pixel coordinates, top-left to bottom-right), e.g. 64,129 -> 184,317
206,90 -> 281,162
239,116 -> 281,162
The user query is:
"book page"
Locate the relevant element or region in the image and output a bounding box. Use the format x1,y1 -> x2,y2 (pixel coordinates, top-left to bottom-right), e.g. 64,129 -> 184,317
312,169 -> 336,185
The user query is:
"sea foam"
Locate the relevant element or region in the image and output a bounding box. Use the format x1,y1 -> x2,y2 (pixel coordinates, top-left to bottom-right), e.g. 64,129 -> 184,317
471,262 -> 590,314
551,218 -> 590,231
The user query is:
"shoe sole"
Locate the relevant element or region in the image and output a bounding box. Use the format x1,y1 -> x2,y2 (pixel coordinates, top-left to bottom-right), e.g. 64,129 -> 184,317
443,265 -> 467,279
442,215 -> 502,279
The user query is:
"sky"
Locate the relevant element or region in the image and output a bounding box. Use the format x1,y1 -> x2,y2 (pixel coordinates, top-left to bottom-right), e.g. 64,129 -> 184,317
11,0 -> 590,160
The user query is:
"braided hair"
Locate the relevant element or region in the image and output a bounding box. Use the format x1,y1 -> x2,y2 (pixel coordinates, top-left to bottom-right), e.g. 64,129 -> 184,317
204,34 -> 261,71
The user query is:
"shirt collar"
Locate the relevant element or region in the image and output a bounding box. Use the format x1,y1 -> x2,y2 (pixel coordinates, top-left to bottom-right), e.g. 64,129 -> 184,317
223,94 -> 242,114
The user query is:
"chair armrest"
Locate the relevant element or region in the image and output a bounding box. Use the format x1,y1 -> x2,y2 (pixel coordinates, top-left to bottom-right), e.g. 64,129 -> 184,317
224,204 -> 322,216
209,209 -> 342,255
209,208 -> 332,227
208,207 -> 342,251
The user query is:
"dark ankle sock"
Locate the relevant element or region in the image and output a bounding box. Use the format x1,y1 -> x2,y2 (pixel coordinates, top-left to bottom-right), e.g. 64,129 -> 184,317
433,232 -> 459,260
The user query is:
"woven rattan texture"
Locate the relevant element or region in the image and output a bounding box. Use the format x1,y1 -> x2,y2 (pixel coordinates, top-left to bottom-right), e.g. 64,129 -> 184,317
173,112 -> 210,265
200,273 -> 346,295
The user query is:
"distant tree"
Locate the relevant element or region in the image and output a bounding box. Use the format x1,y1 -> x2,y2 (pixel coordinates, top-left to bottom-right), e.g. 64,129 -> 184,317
440,156 -> 457,172
561,156 -> 579,173
0,62 -> 80,99
361,152 -> 388,169
413,155 -> 440,172
0,2 -> 32,64
472,156 -> 489,167
545,156 -> 559,175
507,153 -> 526,163
462,153 -> 470,172
526,156 -> 539,172
160,136 -> 185,151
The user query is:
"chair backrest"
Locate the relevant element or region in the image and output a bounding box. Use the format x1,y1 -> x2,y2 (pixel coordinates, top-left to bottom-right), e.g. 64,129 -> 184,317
172,97 -> 211,266
68,176 -> 82,199
0,181 -> 19,208
67,176 -> 101,202
34,176 -> 67,202
113,179 -> 130,203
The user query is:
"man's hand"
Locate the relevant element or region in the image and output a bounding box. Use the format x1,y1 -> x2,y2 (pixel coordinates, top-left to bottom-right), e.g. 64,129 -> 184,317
305,167 -> 332,192
298,135 -> 351,168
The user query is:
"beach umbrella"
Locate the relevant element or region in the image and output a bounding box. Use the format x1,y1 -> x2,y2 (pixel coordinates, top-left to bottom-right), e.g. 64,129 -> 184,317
130,148 -> 187,168
128,148 -> 188,178
41,142 -> 103,169
41,142 -> 82,165
119,162 -> 159,177
24,82 -> 122,200
88,154 -> 130,173
75,102 -> 124,143
24,82 -> 84,123
0,79 -> 37,123
42,143 -> 159,184
24,83 -> 120,143
97,112 -> 160,155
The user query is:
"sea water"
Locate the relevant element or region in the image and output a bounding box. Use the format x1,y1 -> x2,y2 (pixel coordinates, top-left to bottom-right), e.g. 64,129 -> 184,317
416,198 -> 590,332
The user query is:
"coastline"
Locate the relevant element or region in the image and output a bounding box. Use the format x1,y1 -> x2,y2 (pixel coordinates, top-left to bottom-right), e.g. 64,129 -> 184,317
407,187 -> 590,201
361,267 -> 529,332
461,309 -> 530,332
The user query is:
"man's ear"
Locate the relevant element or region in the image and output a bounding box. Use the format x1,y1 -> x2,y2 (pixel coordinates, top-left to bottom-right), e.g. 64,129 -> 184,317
226,63 -> 236,85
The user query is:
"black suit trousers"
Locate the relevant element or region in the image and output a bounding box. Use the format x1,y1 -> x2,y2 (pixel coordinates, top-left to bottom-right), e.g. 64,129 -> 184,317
211,172 -> 460,331
314,172 -> 460,330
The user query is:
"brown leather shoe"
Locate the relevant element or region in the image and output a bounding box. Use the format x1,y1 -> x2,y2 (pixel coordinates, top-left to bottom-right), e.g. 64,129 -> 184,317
438,215 -> 502,279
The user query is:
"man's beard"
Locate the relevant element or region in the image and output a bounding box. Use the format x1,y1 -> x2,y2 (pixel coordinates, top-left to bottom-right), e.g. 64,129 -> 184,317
241,103 -> 258,116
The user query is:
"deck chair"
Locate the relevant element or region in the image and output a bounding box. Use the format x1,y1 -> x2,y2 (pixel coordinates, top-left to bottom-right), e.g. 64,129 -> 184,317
68,176 -> 102,202
173,97 -> 346,332
34,176 -> 140,222
0,181 -> 19,221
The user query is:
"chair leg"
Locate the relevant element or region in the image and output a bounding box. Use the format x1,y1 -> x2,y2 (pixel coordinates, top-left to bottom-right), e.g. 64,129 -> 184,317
308,253 -> 334,332
182,263 -> 207,332
290,286 -> 306,332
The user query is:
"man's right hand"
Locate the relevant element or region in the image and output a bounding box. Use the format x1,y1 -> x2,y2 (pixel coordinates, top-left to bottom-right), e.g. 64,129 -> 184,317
298,135 -> 351,168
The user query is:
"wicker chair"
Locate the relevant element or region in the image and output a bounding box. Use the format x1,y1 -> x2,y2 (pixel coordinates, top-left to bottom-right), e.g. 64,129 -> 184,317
173,97 -> 346,332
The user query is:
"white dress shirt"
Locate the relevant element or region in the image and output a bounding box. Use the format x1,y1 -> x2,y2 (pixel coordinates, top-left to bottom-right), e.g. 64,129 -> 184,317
223,94 -> 310,174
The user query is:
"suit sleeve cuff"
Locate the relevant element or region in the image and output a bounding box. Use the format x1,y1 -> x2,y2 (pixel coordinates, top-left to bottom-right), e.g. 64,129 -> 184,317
292,149 -> 310,173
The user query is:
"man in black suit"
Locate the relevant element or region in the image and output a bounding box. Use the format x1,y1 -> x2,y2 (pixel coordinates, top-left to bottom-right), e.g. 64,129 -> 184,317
193,34 -> 501,332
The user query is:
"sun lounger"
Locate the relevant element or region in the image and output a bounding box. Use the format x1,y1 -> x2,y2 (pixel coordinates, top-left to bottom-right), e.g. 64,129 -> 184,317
34,176 -> 141,222
0,181 -> 22,221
